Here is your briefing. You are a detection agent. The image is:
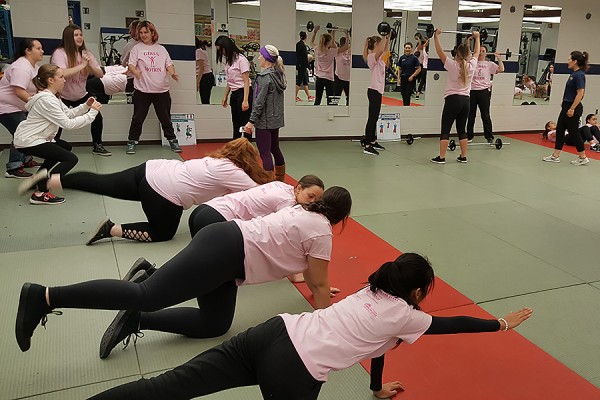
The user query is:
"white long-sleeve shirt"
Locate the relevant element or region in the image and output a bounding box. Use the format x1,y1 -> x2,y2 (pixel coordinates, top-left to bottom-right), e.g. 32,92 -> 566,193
14,90 -> 98,148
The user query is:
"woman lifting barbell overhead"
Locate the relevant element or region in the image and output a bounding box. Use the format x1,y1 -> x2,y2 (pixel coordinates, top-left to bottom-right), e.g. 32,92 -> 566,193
431,28 -> 480,164
310,25 -> 350,106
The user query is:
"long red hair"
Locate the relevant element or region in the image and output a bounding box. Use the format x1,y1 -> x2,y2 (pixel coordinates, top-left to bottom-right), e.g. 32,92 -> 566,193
207,139 -> 272,184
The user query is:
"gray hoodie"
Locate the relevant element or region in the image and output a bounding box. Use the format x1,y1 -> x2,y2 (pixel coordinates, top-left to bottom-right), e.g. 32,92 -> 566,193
249,67 -> 286,130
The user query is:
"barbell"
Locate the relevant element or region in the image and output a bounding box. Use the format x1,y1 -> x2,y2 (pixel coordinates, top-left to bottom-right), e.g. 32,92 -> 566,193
421,24 -> 496,42
448,138 -> 509,151
353,133 -> 419,145
445,47 -> 522,60
302,21 -> 351,35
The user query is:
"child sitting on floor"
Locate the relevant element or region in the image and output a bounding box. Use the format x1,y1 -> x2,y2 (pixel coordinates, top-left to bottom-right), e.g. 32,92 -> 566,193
543,120 -> 600,152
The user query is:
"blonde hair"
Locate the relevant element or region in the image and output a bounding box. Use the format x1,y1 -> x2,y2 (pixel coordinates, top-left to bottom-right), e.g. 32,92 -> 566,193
207,138 -> 272,184
318,33 -> 333,53
264,45 -> 285,75
455,43 -> 471,86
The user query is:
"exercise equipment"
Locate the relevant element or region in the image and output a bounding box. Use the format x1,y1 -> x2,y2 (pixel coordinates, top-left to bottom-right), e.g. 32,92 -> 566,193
448,138 -> 509,151
488,48 -> 523,60
302,21 -> 351,35
377,22 -> 397,40
421,24 -> 496,42
352,133 -> 419,145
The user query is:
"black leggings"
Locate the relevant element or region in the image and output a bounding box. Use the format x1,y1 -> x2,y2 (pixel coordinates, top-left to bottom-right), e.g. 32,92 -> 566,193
417,68 -> 427,93
59,96 -> 104,144
364,88 -> 382,143
314,77 -> 334,105
188,204 -> 227,238
555,102 -> 584,152
19,139 -> 78,192
230,88 -> 252,140
467,89 -> 493,140
199,72 -> 215,104
88,317 -> 322,400
61,163 -> 183,242
50,222 -> 245,338
400,76 -> 415,106
128,90 -> 175,141
441,94 -> 470,140
334,75 -> 349,106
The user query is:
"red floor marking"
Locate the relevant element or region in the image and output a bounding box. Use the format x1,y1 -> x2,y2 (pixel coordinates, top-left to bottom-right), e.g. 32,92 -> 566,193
382,96 -> 423,107
182,142 -> 600,398
505,133 -> 600,160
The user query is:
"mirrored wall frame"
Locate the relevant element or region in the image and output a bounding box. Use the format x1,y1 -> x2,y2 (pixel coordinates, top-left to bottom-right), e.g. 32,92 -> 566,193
295,2 -> 352,107
195,0 -> 261,105
513,5 -> 561,106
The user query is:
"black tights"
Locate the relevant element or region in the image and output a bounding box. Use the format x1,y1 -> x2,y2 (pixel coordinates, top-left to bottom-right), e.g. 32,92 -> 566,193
60,163 -> 183,242
49,222 -> 245,338
364,88 -> 382,143
188,204 -> 227,238
18,139 -> 78,192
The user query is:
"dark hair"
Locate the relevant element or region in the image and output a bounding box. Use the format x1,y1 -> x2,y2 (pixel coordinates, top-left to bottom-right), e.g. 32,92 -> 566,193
215,35 -> 242,66
297,175 -> 325,190
195,37 -> 205,50
300,31 -> 307,40
543,120 -> 555,139
586,114 -> 597,124
368,253 -> 435,310
17,38 -> 40,58
304,186 -> 351,226
32,63 -> 60,91
570,51 -> 589,71
404,42 -> 413,49
58,24 -> 86,68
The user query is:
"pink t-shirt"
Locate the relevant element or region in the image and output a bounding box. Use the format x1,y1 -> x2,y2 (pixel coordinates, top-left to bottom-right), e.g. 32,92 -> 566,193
419,48 -> 428,69
205,181 -> 295,221
51,48 -> 100,101
100,65 -> 127,95
195,48 -> 212,74
315,48 -> 338,81
368,52 -> 386,94
443,57 -> 477,98
334,51 -> 351,81
226,54 -> 250,90
234,205 -> 332,285
471,61 -> 499,91
145,157 -> 257,209
0,57 -> 39,114
128,42 -> 174,93
281,287 -> 432,381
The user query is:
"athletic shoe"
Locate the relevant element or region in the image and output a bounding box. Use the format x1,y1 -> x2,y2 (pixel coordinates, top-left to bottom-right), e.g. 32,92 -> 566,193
359,136 -> 367,147
30,192 -> 65,205
295,97 -> 303,102
570,157 -> 589,166
431,156 -> 446,164
99,309 -> 142,359
467,139 -> 473,143
86,217 -> 115,245
122,257 -> 157,282
363,145 -> 380,156
457,156 -> 468,163
371,142 -> 386,151
5,168 -> 32,179
126,140 -> 137,155
168,139 -> 183,153
15,283 -> 61,352
542,155 -> 560,163
23,159 -> 42,168
486,137 -> 494,145
308,96 -> 316,101
415,94 -> 420,100
590,144 -> 600,153
92,143 -> 112,156
18,169 -> 49,195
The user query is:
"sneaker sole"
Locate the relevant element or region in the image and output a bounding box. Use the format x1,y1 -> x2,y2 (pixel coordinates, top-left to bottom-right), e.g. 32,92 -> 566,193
457,159 -> 468,163
363,150 -> 379,156
5,172 -> 33,179
430,160 -> 446,164
15,283 -> 33,352
17,169 -> 48,195
542,159 -> 560,163
29,198 -> 65,205
86,217 -> 111,245
99,310 -> 134,359
126,151 -> 136,155
123,258 -> 153,281
93,152 -> 112,156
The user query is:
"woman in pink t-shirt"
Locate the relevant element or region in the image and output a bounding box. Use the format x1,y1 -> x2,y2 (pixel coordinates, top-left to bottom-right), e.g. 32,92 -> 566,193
195,38 -> 215,104
16,187 -> 352,361
215,35 -> 253,140
0,38 -> 44,178
51,24 -> 110,156
431,29 -> 480,164
20,138 -> 271,243
63,253 -> 532,399
126,21 -> 181,155
334,36 -> 351,106
361,34 -> 390,156
310,26 -> 350,105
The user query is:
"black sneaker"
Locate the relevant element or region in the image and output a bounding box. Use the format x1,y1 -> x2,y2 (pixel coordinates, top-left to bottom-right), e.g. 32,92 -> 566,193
168,139 -> 183,153
29,192 -> 65,205
457,156 -> 468,163
431,156 -> 446,164
363,145 -> 380,156
15,283 -> 61,352
122,258 -> 157,281
5,168 -> 32,179
359,136 -> 367,147
371,142 -> 386,151
99,310 -> 142,359
591,144 -> 600,153
86,217 -> 115,245
486,137 -> 494,144
18,169 -> 49,195
92,143 -> 112,156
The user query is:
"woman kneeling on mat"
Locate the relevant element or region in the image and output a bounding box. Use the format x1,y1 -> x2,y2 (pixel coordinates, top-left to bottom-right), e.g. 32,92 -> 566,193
15,186 -> 352,360
18,138 -> 271,243
46,253 -> 532,400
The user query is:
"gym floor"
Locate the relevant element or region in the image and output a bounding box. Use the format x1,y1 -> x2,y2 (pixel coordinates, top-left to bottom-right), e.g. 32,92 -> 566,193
1,135 -> 599,399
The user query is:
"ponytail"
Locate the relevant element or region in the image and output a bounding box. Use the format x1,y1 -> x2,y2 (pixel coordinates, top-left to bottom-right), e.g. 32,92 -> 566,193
304,186 -> 351,226
570,50 -> 590,71
32,64 -> 59,91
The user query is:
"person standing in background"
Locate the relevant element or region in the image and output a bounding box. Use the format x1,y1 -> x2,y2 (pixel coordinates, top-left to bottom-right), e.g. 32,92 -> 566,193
397,42 -> 421,106
195,38 -> 215,104
334,36 -> 351,106
295,32 -> 314,102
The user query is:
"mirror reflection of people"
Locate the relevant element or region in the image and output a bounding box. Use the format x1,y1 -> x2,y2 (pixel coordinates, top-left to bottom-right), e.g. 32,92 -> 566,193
467,46 -> 504,144
126,21 -> 181,154
51,24 -> 110,156
542,51 -> 589,165
544,63 -> 554,101
310,26 -> 350,106
67,253 -> 532,400
121,20 -> 140,96
414,34 -> 429,100
0,38 -> 44,179
85,65 -> 128,105
295,31 -> 314,102
397,42 -> 421,106
195,38 -> 215,104
215,35 -> 252,140
430,29 -> 480,164
334,36 -> 351,106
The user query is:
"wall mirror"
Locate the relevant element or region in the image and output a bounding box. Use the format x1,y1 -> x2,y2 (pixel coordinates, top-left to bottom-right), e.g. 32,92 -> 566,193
514,5 -> 561,106
195,0 -> 260,105
295,1 -> 352,107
